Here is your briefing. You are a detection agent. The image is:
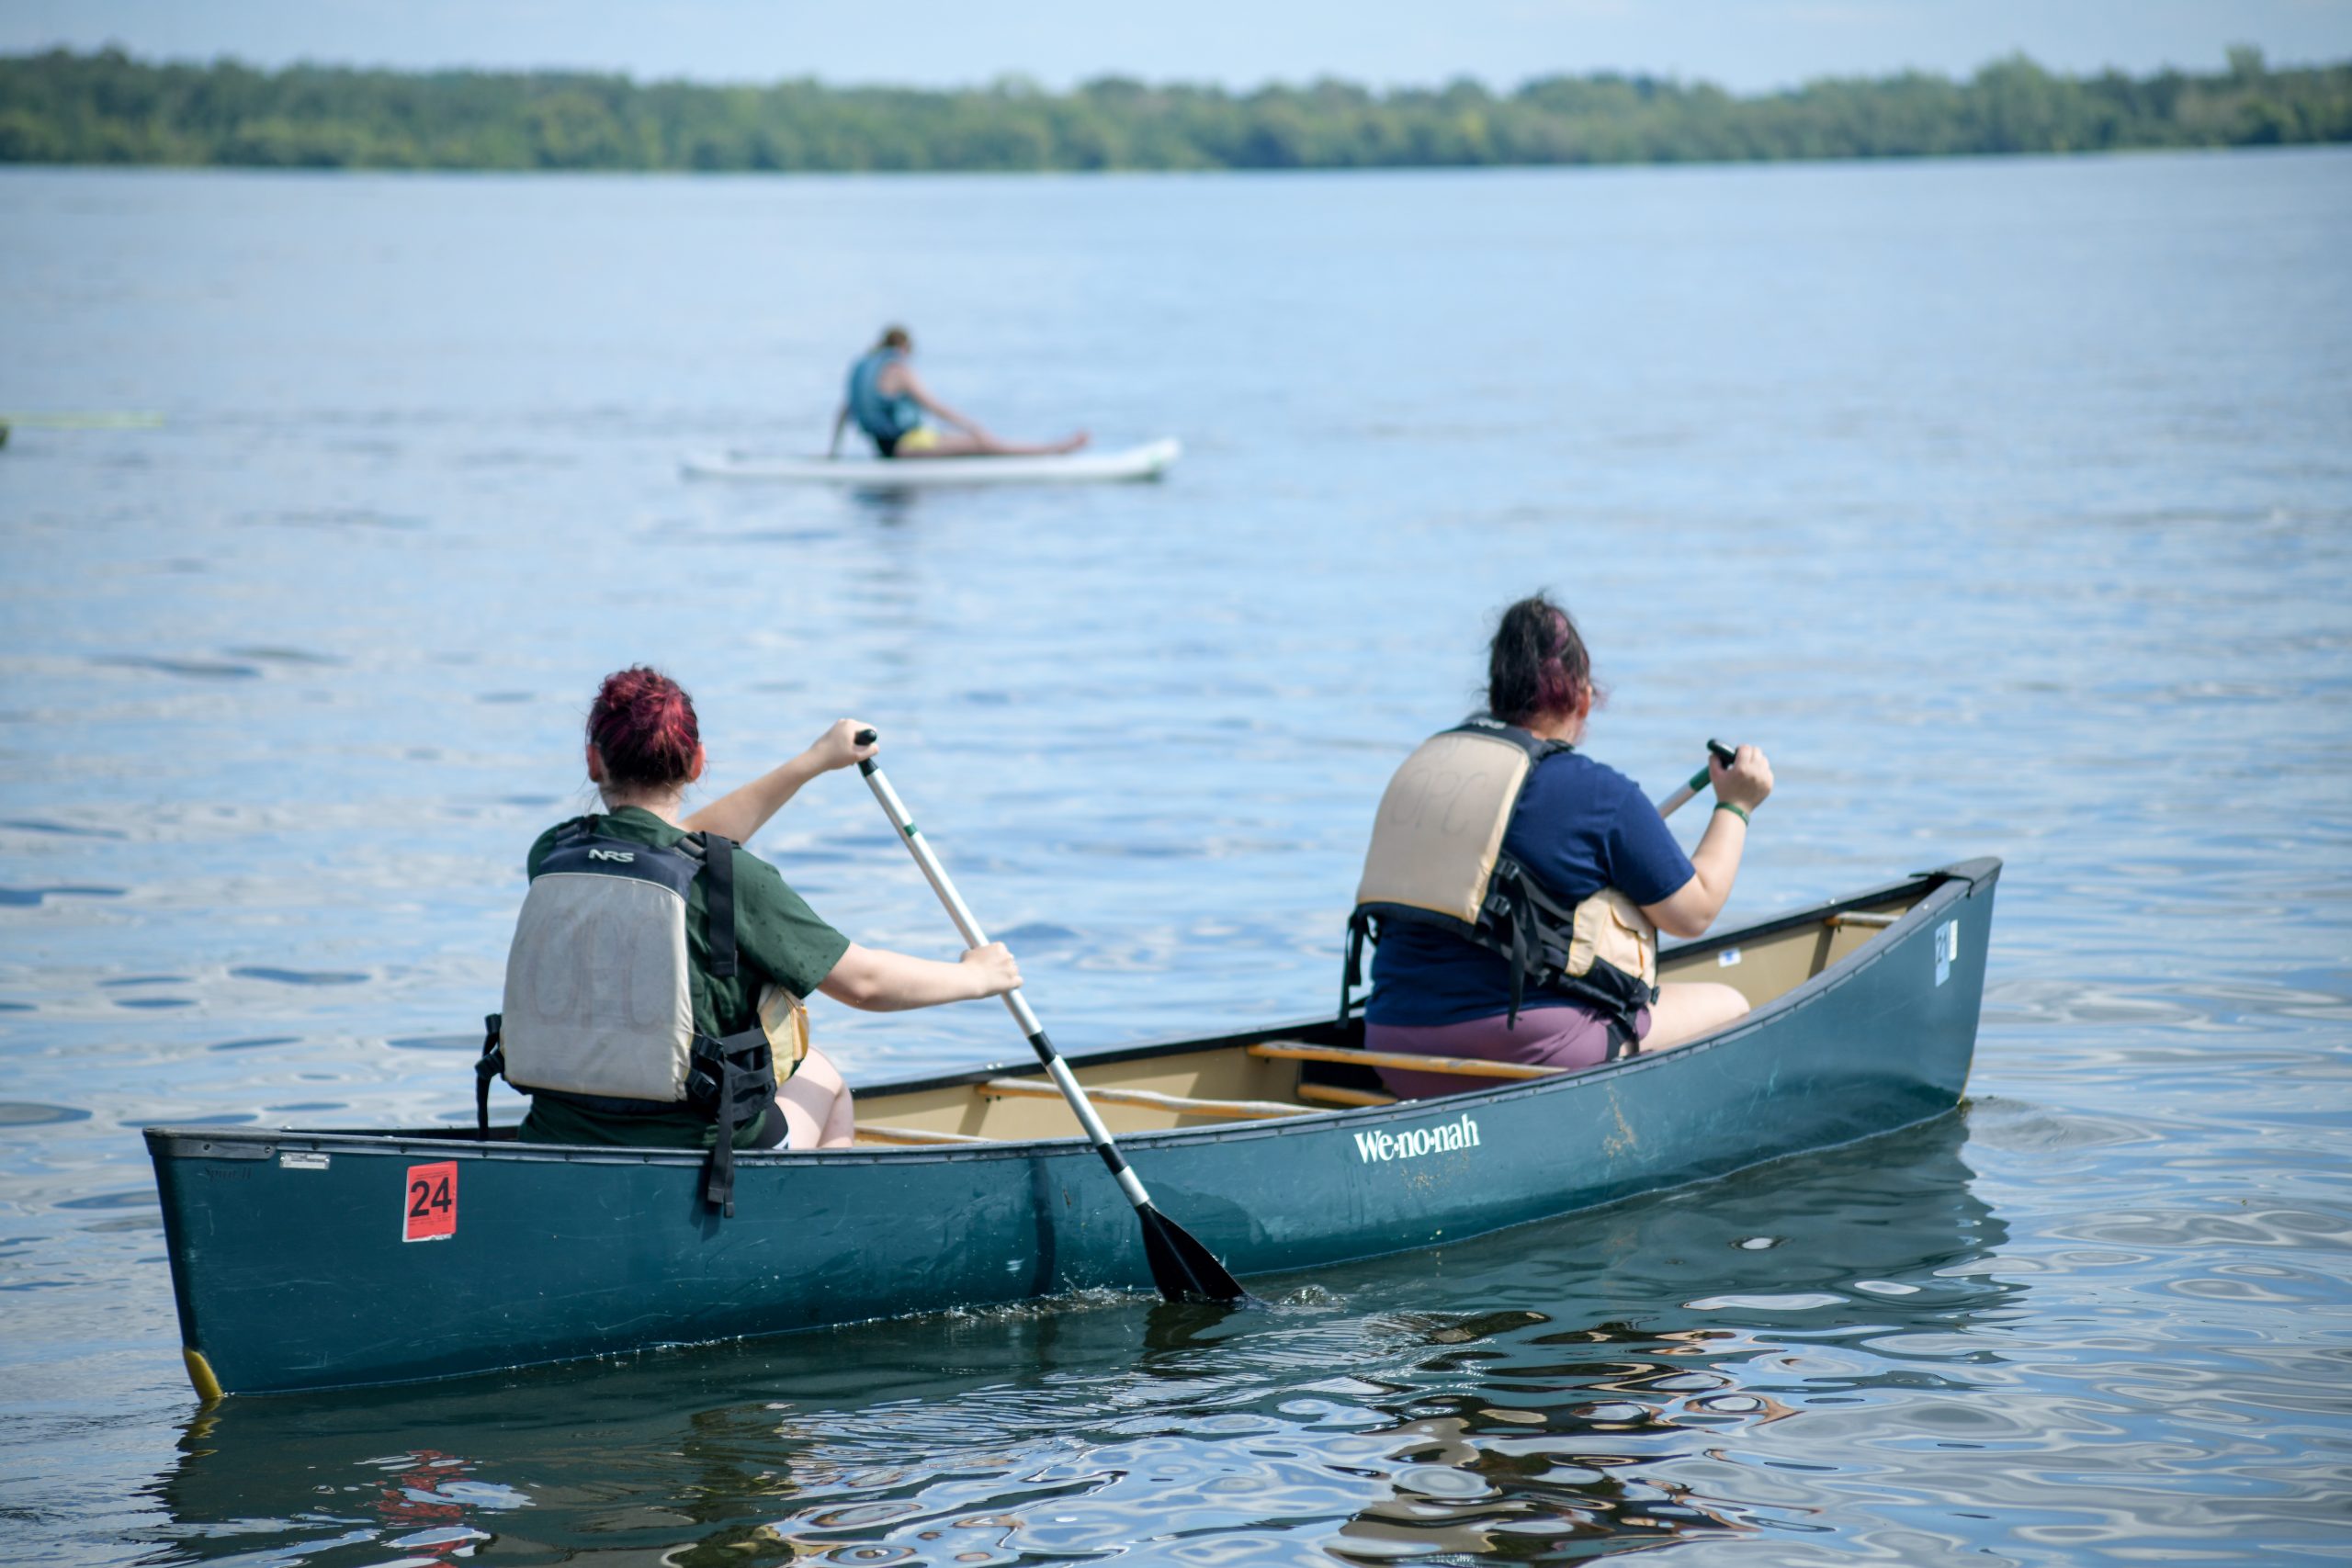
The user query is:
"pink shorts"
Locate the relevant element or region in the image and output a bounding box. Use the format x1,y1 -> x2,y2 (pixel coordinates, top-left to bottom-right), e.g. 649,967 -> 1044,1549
1368,1005 -> 1651,1100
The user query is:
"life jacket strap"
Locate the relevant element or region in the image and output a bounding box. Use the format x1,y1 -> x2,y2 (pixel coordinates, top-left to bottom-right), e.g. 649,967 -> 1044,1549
696,831 -> 740,980
475,1013 -> 504,1136
687,1025 -> 775,1217
513,1024 -> 775,1216
1504,872 -> 1530,1030
1339,911 -> 1372,1023
1361,863 -> 1657,1043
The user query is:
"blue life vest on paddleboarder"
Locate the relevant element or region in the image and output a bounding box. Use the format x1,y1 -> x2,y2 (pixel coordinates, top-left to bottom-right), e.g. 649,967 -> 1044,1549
1342,716 -> 1661,1050
846,347 -> 922,447
476,821 -> 776,1216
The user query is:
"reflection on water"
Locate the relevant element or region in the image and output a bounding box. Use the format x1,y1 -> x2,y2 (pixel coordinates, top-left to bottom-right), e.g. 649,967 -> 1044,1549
4,150 -> 2350,1564
151,1125 -> 2005,1565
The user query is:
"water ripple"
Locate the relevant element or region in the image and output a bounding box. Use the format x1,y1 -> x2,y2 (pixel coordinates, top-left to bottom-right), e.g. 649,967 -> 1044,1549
4,152 -> 2350,1568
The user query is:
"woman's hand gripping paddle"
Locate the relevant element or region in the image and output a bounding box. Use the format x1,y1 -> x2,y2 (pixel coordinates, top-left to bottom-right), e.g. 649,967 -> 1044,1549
851,730 -> 1249,1305
1656,739 -> 1740,818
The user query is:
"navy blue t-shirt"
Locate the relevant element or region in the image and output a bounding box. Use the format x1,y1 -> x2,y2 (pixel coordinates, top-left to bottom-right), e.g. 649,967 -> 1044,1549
1366,750 -> 1696,1028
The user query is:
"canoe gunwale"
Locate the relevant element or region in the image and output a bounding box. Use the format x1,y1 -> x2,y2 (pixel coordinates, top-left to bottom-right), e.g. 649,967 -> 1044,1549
141,860 -> 1996,1169
778,857 -> 1996,1103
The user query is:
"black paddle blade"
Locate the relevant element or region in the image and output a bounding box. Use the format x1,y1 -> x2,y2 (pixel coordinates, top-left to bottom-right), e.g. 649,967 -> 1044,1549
1137,1202 -> 1250,1304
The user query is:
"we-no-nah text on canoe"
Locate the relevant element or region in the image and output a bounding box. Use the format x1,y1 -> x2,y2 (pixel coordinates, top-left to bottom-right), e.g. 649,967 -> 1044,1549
1354,1114 -> 1482,1163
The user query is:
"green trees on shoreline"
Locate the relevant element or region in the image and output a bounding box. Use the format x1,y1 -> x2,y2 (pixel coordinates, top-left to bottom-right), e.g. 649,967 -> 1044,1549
2,46 -> 2346,174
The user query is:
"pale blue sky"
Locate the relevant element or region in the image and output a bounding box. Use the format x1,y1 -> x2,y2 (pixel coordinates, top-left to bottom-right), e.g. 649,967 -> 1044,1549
6,0 -> 2348,92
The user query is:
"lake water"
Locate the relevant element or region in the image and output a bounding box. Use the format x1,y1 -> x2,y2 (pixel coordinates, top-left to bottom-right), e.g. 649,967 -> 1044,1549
3,149 -> 2348,1565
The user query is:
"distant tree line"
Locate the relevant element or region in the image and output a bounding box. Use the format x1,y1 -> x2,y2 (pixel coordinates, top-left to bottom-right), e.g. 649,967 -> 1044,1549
1,45 -> 2346,173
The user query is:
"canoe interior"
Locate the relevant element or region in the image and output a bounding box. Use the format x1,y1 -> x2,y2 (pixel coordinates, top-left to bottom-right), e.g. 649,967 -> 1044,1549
845,877 -> 1930,1145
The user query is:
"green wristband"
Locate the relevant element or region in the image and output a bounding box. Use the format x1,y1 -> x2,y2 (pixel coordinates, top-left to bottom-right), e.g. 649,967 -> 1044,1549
1714,801 -> 1750,825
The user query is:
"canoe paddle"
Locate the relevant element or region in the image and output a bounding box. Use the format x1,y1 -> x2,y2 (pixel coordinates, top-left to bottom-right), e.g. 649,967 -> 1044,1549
1656,739 -> 1740,818
852,730 -> 1249,1305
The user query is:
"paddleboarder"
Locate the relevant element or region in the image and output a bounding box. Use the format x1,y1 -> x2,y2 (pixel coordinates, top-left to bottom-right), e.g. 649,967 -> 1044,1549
1351,593 -> 1773,1099
830,325 -> 1089,459
492,667 -> 1022,1157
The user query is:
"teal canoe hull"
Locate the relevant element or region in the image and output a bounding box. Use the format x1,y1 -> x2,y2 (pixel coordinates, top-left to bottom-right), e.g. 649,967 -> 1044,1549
147,859 -> 1998,1396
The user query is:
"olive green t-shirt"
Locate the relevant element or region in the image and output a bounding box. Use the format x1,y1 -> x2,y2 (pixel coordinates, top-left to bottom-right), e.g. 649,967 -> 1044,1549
514,807 -> 850,1150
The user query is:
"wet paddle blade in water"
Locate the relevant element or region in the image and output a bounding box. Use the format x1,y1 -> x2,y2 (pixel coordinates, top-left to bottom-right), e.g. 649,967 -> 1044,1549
1139,1201 -> 1249,1303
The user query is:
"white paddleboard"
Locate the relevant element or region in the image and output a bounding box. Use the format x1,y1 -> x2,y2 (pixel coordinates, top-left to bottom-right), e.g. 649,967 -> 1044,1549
681,437 -> 1181,487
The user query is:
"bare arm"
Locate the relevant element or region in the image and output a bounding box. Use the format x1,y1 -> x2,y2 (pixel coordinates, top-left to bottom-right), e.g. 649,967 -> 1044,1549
893,365 -> 987,438
817,941 -> 1022,1011
1641,745 -> 1773,939
1644,813 -> 1743,938
683,719 -> 876,845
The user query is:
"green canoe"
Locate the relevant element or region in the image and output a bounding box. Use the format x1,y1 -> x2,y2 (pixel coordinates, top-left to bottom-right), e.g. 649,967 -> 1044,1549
146,858 -> 1999,1397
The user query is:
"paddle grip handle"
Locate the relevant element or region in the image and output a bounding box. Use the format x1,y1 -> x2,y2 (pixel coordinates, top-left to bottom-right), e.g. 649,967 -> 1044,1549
1682,739 -> 1743,794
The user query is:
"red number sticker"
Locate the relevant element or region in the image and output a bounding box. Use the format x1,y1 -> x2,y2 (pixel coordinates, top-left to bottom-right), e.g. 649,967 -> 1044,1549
402,1161 -> 457,1243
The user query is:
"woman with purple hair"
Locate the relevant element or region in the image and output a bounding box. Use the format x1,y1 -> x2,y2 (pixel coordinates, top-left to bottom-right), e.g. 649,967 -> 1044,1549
1359,594 -> 1773,1100
498,668 -> 1023,1158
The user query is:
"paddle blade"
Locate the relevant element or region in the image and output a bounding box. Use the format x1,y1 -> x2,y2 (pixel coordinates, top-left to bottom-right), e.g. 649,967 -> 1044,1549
1137,1202 -> 1249,1304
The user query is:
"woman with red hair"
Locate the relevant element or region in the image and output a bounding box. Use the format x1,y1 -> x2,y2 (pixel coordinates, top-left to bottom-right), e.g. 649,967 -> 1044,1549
498,666 -> 1019,1156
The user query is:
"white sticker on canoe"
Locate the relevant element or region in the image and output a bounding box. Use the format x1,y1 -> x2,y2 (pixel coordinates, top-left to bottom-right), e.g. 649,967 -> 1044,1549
1355,1113 -> 1481,1164
1935,919 -> 1959,986
1718,947 -> 1742,967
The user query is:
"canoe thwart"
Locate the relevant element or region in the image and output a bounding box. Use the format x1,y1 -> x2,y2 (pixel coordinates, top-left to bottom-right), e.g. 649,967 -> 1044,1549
978,1077 -> 1307,1121
855,1123 -> 993,1145
1826,910 -> 1900,928
1247,1042 -> 1566,1080
1294,1082 -> 1399,1109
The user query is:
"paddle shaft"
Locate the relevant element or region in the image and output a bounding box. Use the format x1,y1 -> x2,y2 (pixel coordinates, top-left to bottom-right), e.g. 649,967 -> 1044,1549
1656,739 -> 1741,819
854,756 -> 1152,1210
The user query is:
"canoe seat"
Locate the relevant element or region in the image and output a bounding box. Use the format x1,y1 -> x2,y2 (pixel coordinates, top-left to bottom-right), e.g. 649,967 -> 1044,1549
1295,1082 -> 1397,1109
856,1123 -> 992,1146
1247,1042 -> 1566,1080
978,1077 -> 1308,1122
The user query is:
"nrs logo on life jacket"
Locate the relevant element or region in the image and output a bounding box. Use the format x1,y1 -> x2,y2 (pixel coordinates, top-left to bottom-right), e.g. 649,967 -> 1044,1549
1343,716 -> 1659,1048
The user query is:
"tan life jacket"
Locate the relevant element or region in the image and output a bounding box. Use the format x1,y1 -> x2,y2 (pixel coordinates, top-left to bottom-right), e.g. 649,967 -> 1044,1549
757,981 -> 811,1077
1343,716 -> 1660,1044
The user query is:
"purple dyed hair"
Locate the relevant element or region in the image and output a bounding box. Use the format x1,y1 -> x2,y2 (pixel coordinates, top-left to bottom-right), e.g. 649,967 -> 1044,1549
588,666 -> 701,791
1487,594 -> 1598,726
